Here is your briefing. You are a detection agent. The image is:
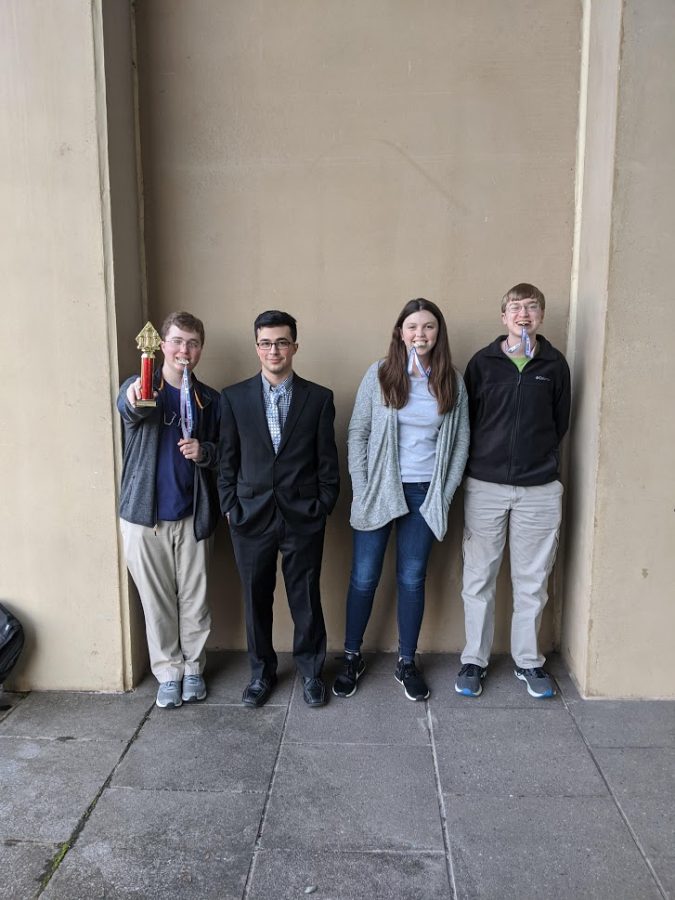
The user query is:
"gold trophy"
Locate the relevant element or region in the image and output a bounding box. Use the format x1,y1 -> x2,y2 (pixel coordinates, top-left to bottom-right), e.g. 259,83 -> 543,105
135,322 -> 162,407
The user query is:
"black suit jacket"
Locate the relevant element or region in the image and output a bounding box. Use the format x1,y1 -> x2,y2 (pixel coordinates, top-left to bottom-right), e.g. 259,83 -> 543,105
218,373 -> 340,535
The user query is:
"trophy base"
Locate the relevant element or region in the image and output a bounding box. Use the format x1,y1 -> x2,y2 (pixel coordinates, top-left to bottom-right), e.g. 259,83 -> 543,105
135,399 -> 157,408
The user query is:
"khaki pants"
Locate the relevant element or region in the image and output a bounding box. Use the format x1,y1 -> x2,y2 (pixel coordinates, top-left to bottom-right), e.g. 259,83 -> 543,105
120,517 -> 212,683
460,477 -> 563,669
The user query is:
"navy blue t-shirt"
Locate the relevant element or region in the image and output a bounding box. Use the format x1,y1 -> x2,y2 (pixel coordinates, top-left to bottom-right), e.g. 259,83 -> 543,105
156,383 -> 194,521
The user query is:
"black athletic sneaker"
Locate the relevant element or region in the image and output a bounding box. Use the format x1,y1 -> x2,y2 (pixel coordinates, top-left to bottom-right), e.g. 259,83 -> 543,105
332,652 -> 366,698
394,658 -> 430,701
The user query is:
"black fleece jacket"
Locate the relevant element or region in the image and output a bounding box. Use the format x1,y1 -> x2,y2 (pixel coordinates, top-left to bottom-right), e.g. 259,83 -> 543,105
464,335 -> 571,487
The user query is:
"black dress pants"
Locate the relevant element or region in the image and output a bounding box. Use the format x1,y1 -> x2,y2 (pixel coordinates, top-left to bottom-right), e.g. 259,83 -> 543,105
230,510 -> 327,680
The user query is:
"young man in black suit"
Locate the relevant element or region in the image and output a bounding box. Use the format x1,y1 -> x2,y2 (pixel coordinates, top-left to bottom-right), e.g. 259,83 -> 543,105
218,310 -> 340,707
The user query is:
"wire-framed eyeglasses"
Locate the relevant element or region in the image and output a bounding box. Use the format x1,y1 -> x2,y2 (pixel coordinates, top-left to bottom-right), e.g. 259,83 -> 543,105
504,302 -> 541,316
165,337 -> 202,351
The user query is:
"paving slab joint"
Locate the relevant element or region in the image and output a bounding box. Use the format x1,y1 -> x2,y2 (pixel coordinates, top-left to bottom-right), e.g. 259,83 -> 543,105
557,691 -> 670,900
241,670 -> 296,900
425,703 -> 459,899
35,697 -> 156,896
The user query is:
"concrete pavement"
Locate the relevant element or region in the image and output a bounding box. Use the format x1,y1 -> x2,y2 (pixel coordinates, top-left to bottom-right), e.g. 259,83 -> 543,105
1,651 -> 673,899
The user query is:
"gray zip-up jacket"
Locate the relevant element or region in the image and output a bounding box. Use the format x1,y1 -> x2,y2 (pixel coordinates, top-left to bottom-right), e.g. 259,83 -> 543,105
348,361 -> 470,540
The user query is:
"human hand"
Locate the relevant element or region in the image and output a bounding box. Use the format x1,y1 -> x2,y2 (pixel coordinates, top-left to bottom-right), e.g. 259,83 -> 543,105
127,377 -> 157,406
178,438 -> 202,461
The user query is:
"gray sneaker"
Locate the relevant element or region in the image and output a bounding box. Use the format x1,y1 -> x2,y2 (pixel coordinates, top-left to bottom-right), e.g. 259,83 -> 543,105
156,681 -> 182,708
514,667 -> 556,698
455,663 -> 487,697
182,674 -> 207,703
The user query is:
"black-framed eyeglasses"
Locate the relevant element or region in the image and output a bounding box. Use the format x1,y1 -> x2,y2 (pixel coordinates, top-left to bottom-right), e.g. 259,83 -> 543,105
256,339 -> 293,351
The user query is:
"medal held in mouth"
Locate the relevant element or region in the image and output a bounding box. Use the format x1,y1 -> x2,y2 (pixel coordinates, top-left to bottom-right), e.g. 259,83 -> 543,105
134,321 -> 162,407
180,364 -> 194,440
407,346 -> 431,378
505,326 -> 535,359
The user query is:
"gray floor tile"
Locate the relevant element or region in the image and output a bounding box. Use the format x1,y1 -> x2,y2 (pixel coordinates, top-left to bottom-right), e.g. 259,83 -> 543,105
0,737 -> 124,842
112,704 -> 285,792
42,785 -> 263,900
45,854 -> 252,900
248,849 -> 451,899
594,747 -> 675,893
0,691 -> 153,742
0,840 -> 59,900
567,699 -> 675,748
0,690 -> 28,723
286,674 -> 430,745
445,795 -> 662,900
433,707 -> 607,797
262,742 -> 443,852
594,747 -> 675,799
204,650 -> 295,706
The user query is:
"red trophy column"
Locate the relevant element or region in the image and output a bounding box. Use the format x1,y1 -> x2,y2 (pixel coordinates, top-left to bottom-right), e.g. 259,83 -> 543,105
134,322 -> 162,408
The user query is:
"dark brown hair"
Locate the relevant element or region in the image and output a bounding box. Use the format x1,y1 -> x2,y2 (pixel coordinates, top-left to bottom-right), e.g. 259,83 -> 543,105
378,298 -> 455,414
160,311 -> 205,345
254,310 -> 298,341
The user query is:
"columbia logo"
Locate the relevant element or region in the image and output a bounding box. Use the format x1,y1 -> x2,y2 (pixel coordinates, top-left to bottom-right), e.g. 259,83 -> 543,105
535,375 -> 550,381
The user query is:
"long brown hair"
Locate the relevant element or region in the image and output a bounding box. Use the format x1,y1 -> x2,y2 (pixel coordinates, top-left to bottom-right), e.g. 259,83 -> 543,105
378,299 -> 455,414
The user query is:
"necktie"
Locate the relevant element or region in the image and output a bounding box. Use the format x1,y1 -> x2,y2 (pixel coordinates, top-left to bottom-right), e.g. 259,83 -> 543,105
267,388 -> 282,453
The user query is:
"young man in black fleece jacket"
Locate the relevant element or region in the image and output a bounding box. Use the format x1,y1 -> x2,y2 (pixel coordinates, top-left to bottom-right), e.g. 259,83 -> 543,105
455,284 -> 571,699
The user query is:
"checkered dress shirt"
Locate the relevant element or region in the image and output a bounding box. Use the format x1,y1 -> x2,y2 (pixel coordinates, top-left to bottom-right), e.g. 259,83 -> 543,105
262,373 -> 293,453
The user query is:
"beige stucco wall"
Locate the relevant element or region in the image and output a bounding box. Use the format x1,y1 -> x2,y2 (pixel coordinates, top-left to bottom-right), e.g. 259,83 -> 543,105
134,0 -> 581,656
562,1 -> 621,690
7,2 -> 670,695
0,1 -> 141,690
563,0 -> 675,697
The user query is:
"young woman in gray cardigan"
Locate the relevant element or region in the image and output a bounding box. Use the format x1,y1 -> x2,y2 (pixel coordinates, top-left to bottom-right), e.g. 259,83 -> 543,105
332,299 -> 470,701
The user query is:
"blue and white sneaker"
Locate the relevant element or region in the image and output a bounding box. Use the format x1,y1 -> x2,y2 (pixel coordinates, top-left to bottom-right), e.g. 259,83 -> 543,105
455,664 -> 487,697
156,681 -> 182,708
514,667 -> 556,698
182,674 -> 207,703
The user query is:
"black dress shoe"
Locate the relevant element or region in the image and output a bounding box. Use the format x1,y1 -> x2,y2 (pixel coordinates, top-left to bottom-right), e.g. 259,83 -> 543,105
302,676 -> 327,707
242,676 -> 277,708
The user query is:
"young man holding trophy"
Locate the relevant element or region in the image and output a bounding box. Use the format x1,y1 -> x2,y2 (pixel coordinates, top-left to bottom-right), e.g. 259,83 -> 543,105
118,312 -> 220,708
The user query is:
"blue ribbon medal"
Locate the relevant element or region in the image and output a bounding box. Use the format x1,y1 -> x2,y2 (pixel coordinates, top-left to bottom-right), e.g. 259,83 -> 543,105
180,365 -> 194,440
407,346 -> 431,379
505,327 -> 535,359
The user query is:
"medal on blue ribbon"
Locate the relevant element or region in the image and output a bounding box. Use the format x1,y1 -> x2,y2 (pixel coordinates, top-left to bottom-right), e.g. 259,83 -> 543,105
407,346 -> 431,378
180,365 -> 194,440
505,327 -> 535,359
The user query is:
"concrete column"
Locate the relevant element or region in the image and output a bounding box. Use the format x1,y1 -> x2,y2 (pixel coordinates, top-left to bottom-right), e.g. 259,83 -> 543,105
563,0 -> 675,697
0,1 -> 145,689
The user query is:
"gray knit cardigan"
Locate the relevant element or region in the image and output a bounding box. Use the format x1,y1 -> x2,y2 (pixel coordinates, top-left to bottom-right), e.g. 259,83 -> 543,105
348,361 -> 470,541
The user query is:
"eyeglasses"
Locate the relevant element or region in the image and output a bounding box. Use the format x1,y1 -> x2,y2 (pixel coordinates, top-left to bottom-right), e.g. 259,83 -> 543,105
165,337 -> 202,351
504,302 -> 541,316
256,339 -> 294,351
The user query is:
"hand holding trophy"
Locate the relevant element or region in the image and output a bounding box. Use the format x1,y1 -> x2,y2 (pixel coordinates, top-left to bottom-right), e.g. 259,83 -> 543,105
134,322 -> 162,407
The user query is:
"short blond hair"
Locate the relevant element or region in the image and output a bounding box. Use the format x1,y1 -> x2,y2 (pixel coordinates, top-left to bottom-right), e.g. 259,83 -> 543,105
501,283 -> 545,313
160,311 -> 205,344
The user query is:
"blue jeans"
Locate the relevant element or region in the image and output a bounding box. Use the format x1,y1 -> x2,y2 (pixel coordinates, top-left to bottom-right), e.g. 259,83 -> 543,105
344,482 -> 435,660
